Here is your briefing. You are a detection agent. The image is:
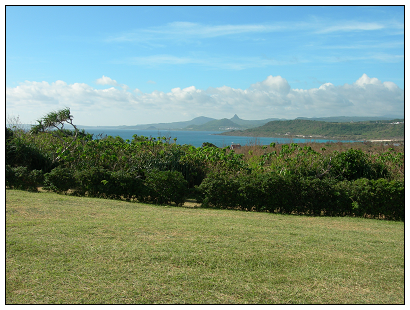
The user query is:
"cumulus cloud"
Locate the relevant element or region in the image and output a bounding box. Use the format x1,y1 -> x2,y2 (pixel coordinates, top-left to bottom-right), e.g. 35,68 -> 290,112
96,75 -> 128,90
250,75 -> 291,94
96,75 -> 119,86
6,74 -> 404,126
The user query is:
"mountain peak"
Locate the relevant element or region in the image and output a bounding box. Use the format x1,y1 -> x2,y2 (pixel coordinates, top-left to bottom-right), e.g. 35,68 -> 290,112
231,114 -> 241,120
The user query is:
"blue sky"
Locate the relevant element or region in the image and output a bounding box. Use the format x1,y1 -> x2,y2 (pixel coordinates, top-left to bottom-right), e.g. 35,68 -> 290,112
6,5 -> 404,126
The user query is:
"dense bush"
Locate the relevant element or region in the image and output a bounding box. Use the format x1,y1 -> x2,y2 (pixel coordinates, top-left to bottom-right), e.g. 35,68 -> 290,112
6,136 -> 53,172
6,165 -> 44,191
197,173 -> 404,220
329,149 -> 389,181
197,172 -> 242,209
347,178 -> 404,220
143,170 -> 188,206
6,127 -> 14,141
238,173 -> 297,213
74,167 -> 112,197
103,170 -> 146,201
43,166 -> 78,193
5,118 -> 404,220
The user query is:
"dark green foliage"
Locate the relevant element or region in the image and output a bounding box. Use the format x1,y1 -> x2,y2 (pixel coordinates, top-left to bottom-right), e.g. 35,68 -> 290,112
197,172 -> 242,209
6,136 -> 53,172
346,178 -> 404,220
7,108 -> 403,221
330,149 -> 389,181
74,167 -> 112,197
5,165 -> 15,188
144,170 -> 188,206
197,172 -> 404,220
202,142 -> 218,148
6,166 -> 44,191
296,178 -> 341,216
102,170 -> 146,201
237,173 -> 296,212
6,127 -> 14,141
44,166 -> 146,200
43,166 -> 78,193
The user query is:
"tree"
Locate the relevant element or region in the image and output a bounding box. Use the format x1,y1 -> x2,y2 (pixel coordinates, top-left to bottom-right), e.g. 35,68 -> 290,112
30,108 -> 79,163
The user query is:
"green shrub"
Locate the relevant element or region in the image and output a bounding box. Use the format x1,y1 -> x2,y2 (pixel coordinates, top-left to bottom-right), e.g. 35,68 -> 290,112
296,178 -> 345,216
103,170 -> 146,201
6,136 -> 53,172
74,167 -> 111,197
44,166 -> 77,193
6,166 -> 43,191
144,170 -> 188,206
197,172 -> 241,209
330,149 -> 389,181
197,172 -> 403,220
237,173 -> 296,213
5,165 -> 16,189
6,127 -> 14,141
348,178 -> 404,220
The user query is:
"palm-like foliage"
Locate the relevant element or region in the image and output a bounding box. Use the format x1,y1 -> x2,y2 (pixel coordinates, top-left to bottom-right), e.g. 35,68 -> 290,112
30,108 -> 79,163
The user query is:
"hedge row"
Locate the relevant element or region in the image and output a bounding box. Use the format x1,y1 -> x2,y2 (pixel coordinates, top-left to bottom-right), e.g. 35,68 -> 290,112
44,166 -> 188,206
5,165 -> 188,206
7,165 -> 404,220
6,166 -> 44,192
197,172 -> 404,220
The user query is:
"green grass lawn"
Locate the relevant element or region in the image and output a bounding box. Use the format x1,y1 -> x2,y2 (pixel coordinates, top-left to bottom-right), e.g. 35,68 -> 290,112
6,189 -> 404,304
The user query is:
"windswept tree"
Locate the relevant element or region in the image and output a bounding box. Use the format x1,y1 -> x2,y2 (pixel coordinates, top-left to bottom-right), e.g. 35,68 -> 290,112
30,108 -> 80,163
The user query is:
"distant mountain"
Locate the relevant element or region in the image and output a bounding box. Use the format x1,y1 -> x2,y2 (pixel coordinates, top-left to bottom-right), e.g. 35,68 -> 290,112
185,118 -> 246,131
76,115 -> 280,131
75,114 -> 402,132
296,116 -> 403,122
231,114 -> 241,121
229,114 -> 284,128
77,116 -> 215,130
191,116 -> 216,124
219,119 -> 404,140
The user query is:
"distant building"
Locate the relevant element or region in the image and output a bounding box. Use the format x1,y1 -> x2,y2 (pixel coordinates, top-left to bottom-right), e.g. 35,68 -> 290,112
230,143 -> 241,150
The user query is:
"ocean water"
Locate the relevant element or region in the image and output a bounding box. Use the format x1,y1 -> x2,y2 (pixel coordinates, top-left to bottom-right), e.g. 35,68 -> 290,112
83,129 -> 354,148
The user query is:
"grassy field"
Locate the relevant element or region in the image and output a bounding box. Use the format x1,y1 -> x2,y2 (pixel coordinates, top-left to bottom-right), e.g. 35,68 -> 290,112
6,189 -> 404,304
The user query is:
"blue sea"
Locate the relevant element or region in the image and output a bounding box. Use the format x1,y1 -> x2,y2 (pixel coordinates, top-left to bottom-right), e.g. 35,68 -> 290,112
83,129 -> 355,148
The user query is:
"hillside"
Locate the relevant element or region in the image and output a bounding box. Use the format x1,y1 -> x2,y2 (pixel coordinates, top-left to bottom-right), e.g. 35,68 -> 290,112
184,118 -> 246,131
77,116 -> 216,130
295,116 -> 403,122
184,115 -> 285,131
74,115 -> 402,132
219,119 -> 404,141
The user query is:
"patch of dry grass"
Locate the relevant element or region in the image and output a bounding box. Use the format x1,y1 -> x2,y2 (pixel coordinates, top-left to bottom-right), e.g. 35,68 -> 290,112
6,189 -> 404,304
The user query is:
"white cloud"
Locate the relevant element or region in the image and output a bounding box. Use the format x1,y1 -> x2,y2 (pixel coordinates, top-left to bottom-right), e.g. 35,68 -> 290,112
96,75 -> 119,86
163,22 -> 283,38
250,75 -> 291,94
106,18 -> 401,44
6,74 -> 404,126
317,21 -> 385,34
106,22 -> 287,43
96,75 -> 129,90
354,73 -> 381,87
120,54 -> 302,70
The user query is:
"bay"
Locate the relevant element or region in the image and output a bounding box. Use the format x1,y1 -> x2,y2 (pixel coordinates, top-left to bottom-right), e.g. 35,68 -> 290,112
82,128 -> 355,148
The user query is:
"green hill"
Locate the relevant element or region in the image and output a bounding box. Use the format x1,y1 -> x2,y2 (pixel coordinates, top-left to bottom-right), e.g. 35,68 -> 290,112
228,114 -> 283,127
219,119 -> 404,140
184,118 -> 246,131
